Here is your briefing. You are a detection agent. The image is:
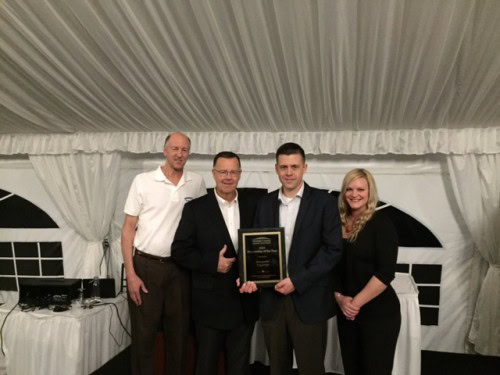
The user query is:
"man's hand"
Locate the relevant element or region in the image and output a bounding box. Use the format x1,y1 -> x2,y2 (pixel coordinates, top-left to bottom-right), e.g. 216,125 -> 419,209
127,273 -> 148,306
217,245 -> 235,273
275,277 -> 295,295
236,278 -> 258,293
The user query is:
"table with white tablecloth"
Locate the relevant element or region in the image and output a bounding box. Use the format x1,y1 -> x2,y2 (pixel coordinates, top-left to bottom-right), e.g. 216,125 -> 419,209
250,272 -> 421,375
0,296 -> 131,375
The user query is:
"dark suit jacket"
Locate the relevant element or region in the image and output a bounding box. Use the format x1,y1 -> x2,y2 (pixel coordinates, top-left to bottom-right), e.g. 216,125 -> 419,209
254,182 -> 343,324
172,189 -> 259,330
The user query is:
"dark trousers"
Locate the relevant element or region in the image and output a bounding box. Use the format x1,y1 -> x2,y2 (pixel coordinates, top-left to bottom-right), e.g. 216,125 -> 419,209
261,296 -> 327,375
129,254 -> 190,375
195,321 -> 255,375
337,312 -> 401,375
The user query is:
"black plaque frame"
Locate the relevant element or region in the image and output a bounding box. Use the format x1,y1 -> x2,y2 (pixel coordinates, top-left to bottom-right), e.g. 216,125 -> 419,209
238,227 -> 286,287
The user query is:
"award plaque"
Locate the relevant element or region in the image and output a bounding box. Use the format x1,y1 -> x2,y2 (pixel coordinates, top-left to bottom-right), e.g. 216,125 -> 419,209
238,227 -> 286,287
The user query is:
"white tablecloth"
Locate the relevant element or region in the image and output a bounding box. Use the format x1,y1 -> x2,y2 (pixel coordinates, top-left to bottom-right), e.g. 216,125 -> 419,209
250,272 -> 421,375
0,296 -> 131,375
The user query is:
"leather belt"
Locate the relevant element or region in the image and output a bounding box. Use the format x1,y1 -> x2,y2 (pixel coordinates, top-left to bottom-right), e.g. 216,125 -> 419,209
135,249 -> 171,263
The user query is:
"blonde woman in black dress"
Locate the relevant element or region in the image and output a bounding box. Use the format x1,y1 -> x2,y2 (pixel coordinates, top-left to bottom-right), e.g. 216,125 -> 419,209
334,169 -> 401,375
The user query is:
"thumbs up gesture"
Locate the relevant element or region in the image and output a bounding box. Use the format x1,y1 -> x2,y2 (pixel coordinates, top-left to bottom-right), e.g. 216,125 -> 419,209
217,245 -> 236,273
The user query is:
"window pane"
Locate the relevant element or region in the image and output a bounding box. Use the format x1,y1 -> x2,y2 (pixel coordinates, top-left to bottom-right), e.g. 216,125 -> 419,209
14,243 -> 38,258
0,260 -> 15,275
412,264 -> 442,284
0,242 -> 13,257
420,307 -> 439,326
418,286 -> 441,306
40,242 -> 63,258
16,260 -> 40,276
0,277 -> 17,291
41,260 -> 64,276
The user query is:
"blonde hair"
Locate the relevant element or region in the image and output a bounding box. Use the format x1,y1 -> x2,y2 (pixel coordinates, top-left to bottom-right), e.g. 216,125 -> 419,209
339,168 -> 378,242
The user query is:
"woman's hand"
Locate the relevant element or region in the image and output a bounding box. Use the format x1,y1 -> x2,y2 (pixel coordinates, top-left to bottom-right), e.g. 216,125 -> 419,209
336,293 -> 360,320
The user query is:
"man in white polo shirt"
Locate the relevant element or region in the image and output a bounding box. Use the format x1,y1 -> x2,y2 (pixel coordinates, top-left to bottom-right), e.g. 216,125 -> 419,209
121,132 -> 206,375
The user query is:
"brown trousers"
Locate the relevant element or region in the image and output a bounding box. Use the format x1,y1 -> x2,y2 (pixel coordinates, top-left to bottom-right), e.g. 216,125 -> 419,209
261,295 -> 327,375
129,253 -> 190,375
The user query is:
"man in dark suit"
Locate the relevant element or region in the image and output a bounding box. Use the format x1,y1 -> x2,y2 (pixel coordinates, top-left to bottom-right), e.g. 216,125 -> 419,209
172,151 -> 259,375
240,142 -> 343,375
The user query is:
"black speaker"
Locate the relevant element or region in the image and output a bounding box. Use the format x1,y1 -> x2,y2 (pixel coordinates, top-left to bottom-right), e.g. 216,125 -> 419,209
19,278 -> 80,306
81,278 -> 116,298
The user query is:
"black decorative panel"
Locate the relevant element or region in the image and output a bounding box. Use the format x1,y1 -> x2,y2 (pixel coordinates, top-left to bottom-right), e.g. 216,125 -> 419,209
41,260 -> 64,276
0,242 -> 13,257
381,205 -> 441,248
395,263 -> 410,273
40,242 -> 63,258
329,191 -> 340,199
412,264 -> 442,284
207,187 -> 268,200
16,260 -> 40,276
420,307 -> 439,326
0,277 -> 17,291
0,260 -> 15,275
418,286 -> 441,306
0,189 -> 59,228
239,187 -> 269,200
14,242 -> 38,258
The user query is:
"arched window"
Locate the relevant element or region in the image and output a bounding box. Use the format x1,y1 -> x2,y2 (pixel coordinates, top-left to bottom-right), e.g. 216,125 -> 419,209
0,189 -> 63,292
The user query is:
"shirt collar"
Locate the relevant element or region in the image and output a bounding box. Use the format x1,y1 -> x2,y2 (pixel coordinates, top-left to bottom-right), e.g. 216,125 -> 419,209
214,188 -> 239,206
278,182 -> 304,203
154,166 -> 190,184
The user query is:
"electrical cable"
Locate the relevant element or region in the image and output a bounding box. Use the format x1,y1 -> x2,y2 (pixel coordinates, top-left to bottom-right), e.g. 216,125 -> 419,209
0,302 -> 19,356
98,238 -> 109,277
95,301 -> 131,338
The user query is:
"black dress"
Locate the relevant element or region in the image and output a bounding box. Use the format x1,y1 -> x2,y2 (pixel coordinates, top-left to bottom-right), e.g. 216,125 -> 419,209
336,211 -> 401,375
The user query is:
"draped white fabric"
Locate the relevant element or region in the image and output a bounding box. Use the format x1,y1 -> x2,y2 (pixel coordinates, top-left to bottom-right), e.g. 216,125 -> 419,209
1,0 -> 499,151
0,297 -> 130,375
29,152 -> 121,278
0,128 -> 499,155
447,154 -> 500,356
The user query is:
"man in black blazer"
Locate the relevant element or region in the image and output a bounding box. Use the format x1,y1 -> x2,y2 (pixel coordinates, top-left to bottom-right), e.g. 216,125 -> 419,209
241,142 -> 343,375
172,151 -> 259,375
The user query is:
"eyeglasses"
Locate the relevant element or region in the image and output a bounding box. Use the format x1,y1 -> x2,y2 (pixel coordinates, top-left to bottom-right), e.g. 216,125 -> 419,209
213,169 -> 241,177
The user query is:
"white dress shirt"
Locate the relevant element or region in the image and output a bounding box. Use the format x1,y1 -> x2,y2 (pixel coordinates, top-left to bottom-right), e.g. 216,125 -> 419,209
214,189 -> 240,251
278,183 -> 304,265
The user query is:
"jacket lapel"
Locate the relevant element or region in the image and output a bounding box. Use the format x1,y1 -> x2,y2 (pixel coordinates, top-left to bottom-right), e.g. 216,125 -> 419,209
291,183 -> 311,244
238,192 -> 251,229
272,190 -> 281,228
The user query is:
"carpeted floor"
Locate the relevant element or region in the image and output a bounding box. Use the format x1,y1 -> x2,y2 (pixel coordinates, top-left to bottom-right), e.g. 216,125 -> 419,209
92,347 -> 500,375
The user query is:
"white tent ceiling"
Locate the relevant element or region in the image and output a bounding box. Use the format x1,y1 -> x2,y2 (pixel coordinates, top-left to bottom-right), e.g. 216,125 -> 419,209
1,0 -> 499,154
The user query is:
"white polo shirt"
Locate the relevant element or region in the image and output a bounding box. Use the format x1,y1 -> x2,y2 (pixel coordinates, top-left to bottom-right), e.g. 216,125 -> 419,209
124,166 -> 206,257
